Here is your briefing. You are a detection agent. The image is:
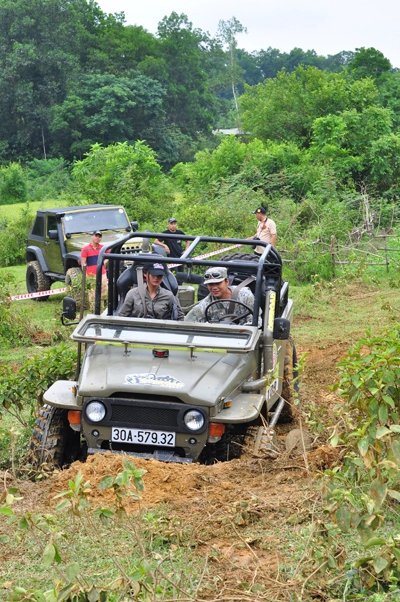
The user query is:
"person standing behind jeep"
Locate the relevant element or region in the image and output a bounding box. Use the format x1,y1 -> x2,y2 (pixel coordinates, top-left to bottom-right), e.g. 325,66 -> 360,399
154,218 -> 190,271
248,206 -> 277,256
80,230 -> 107,299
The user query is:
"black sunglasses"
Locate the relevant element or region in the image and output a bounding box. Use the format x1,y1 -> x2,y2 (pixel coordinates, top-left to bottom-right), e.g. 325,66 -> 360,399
204,272 -> 224,280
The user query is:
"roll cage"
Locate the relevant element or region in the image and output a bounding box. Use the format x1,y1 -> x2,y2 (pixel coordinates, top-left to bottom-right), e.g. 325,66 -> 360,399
94,232 -> 285,328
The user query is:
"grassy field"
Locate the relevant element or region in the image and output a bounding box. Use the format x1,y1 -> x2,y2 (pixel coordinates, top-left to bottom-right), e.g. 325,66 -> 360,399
0,199 -> 66,221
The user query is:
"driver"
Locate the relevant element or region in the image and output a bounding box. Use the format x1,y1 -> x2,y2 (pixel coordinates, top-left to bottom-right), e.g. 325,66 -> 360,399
185,267 -> 256,325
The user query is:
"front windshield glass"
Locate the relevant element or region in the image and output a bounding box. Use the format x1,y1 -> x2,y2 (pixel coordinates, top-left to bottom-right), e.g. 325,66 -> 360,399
63,208 -> 129,234
81,322 -> 251,350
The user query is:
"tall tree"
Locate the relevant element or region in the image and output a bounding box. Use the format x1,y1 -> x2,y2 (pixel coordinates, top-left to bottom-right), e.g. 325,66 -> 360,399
0,0 -> 112,160
217,17 -> 247,121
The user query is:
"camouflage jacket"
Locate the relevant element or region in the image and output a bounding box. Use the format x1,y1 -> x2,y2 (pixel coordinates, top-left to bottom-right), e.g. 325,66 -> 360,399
185,286 -> 257,325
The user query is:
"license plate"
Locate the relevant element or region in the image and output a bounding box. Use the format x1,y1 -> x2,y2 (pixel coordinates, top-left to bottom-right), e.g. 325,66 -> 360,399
111,427 -> 175,447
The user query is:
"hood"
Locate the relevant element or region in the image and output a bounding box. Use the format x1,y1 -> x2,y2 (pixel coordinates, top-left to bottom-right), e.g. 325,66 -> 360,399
64,231 -> 130,253
78,344 -> 257,407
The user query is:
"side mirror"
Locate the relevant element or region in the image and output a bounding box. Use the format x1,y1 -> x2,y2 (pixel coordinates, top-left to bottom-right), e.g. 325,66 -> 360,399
273,318 -> 290,340
131,221 -> 139,232
48,230 -> 59,241
61,296 -> 77,325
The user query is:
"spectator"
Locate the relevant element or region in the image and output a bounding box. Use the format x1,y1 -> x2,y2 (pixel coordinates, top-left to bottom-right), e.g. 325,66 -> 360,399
80,230 -> 108,301
248,206 -> 277,255
154,218 -> 190,271
118,262 -> 184,320
185,267 -> 256,325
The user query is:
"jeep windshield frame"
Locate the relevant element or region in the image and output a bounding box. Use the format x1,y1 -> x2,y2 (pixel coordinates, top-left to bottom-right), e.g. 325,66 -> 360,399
70,315 -> 259,351
62,208 -> 130,235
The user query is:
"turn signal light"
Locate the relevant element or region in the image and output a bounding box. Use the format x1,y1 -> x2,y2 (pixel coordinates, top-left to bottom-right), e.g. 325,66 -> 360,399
68,410 -> 81,425
209,423 -> 225,437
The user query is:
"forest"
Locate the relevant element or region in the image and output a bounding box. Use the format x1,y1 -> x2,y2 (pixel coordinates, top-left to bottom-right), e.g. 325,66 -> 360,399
1,0 -> 400,283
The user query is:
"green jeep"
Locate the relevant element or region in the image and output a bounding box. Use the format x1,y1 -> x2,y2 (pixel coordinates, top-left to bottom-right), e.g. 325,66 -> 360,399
25,204 -> 145,297
30,232 -> 298,466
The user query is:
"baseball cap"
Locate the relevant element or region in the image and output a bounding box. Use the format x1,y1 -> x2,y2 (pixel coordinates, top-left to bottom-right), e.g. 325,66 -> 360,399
168,217 -> 177,223
146,262 -> 166,276
252,207 -> 266,215
92,230 -> 102,236
203,266 -> 228,284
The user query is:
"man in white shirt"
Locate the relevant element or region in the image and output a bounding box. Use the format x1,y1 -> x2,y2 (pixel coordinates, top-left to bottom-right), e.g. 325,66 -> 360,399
248,206 -> 277,255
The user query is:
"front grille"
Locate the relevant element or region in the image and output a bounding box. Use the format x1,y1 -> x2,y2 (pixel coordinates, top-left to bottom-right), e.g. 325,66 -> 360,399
110,404 -> 179,427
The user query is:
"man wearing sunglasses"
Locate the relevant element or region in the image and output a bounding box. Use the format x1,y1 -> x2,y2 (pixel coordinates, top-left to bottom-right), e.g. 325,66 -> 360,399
185,267 -> 256,325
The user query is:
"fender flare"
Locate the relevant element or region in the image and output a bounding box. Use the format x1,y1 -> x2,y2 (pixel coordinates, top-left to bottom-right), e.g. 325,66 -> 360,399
26,246 -> 48,273
64,251 -> 82,272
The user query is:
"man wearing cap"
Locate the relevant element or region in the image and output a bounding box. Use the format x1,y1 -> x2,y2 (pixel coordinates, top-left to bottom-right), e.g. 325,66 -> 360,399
249,206 -> 277,255
117,262 -> 184,320
154,218 -> 190,271
185,267 -> 257,325
80,230 -> 108,300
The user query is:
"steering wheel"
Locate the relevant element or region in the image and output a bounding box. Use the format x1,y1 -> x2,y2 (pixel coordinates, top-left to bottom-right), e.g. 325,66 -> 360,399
204,299 -> 253,324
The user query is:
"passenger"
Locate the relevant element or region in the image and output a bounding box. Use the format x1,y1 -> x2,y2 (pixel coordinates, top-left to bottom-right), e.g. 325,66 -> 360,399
117,262 -> 184,320
185,267 -> 256,325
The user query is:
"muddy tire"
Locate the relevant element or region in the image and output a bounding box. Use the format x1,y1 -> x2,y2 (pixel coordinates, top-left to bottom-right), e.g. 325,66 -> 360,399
26,261 -> 51,301
65,267 -> 87,310
29,404 -> 81,468
279,335 -> 299,423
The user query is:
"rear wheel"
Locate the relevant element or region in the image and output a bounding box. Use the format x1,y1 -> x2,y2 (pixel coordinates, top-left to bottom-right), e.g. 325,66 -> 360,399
26,261 -> 51,301
29,404 -> 81,468
279,336 -> 299,423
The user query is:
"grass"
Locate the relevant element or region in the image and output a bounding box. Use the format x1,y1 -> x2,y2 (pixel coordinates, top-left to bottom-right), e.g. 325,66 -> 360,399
0,199 -> 65,221
292,270 -> 400,348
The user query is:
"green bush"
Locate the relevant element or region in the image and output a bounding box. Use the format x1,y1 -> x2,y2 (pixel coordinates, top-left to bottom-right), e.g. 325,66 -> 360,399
71,142 -> 174,224
0,163 -> 27,204
0,207 -> 34,266
26,158 -> 71,201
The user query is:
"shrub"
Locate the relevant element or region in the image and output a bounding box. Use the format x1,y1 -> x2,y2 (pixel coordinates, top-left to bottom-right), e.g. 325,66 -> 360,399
0,163 -> 27,205
0,207 -> 33,266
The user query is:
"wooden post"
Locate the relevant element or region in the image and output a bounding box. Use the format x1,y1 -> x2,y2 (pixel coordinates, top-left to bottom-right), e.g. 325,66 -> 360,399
384,235 -> 389,272
331,235 -> 336,277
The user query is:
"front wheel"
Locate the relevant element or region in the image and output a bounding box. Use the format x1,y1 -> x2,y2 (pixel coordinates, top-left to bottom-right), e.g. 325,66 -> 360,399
26,261 -> 51,301
279,335 -> 299,423
29,404 -> 81,468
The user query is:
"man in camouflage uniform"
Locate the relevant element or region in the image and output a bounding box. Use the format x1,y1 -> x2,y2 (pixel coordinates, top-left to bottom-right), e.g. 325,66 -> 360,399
185,267 -> 256,325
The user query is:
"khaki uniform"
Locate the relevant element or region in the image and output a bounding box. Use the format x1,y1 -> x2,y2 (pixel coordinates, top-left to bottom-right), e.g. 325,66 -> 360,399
118,286 -> 184,320
255,217 -> 277,254
185,286 -> 256,325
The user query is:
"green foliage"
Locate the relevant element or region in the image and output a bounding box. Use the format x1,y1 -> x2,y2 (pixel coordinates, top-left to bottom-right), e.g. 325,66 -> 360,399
0,271 -> 43,346
349,47 -> 392,80
71,142 -> 172,223
26,158 -> 71,201
320,326 -> 400,590
240,66 -> 380,147
0,206 -> 33,266
0,163 -> 27,204
0,342 -> 77,422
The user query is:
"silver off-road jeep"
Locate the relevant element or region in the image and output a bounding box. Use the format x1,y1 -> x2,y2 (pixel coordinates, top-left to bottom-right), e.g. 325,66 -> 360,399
30,232 -> 298,466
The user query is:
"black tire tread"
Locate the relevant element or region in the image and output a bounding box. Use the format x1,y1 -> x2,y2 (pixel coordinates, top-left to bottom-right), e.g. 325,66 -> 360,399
279,335 -> 299,423
29,404 -> 74,468
26,260 -> 51,299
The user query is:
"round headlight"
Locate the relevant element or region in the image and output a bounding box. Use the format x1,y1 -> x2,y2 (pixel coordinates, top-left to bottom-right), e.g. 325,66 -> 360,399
184,410 -> 205,432
85,401 -> 106,423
